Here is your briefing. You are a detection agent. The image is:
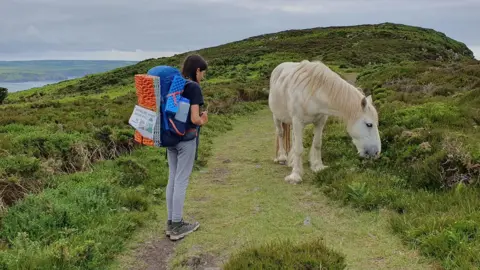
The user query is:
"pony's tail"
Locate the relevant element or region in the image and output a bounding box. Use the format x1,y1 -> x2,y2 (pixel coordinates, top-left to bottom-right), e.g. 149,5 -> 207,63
275,122 -> 291,158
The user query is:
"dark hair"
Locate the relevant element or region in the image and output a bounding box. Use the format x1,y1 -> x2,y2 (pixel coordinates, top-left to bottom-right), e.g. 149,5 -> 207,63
181,54 -> 208,82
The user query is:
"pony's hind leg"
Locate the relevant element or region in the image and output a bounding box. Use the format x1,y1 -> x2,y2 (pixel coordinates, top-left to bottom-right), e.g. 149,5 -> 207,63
287,126 -> 295,167
285,117 -> 304,184
309,115 -> 328,173
273,116 -> 288,164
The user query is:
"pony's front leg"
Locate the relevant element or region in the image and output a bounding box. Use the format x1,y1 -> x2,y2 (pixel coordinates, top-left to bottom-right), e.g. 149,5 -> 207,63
285,117 -> 304,184
309,115 -> 328,173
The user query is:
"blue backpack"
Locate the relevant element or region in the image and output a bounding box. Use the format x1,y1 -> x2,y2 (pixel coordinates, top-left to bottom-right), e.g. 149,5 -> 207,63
146,65 -> 197,148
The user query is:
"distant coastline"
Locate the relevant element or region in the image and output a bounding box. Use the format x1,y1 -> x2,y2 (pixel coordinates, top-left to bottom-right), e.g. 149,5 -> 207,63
0,77 -> 78,93
0,59 -> 137,84
0,74 -> 73,83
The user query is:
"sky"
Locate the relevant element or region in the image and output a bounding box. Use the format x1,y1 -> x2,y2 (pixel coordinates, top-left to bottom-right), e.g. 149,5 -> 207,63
1,0 -> 479,61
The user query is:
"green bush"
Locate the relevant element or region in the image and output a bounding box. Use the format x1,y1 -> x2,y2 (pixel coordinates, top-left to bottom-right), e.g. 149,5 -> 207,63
0,155 -> 41,178
223,239 -> 346,270
115,157 -> 149,187
0,87 -> 7,104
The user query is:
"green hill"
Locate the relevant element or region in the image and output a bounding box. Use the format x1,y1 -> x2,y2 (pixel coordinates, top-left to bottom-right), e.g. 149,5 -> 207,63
0,22 -> 478,269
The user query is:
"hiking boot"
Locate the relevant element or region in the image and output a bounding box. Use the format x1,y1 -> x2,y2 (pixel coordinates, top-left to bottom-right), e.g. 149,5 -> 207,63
165,220 -> 172,236
169,219 -> 200,241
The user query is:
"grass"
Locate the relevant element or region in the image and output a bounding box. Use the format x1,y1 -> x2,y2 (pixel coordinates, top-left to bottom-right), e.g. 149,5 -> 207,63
302,61 -> 479,269
312,163 -> 480,269
0,147 -> 167,269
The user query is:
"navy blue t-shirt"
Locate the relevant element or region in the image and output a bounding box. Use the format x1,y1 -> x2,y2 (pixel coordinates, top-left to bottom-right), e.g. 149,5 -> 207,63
181,80 -> 204,129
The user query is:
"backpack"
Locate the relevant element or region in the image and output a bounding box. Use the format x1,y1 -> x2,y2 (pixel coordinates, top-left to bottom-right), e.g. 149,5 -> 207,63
131,65 -> 198,148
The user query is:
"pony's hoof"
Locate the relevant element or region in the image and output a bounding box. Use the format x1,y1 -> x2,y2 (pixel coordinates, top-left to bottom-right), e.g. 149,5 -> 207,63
285,173 -> 302,184
311,164 -> 328,173
274,159 -> 287,165
274,155 -> 287,165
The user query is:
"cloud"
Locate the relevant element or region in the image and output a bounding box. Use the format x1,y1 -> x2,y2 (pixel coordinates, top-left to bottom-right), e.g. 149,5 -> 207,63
196,0 -> 480,14
0,0 -> 479,60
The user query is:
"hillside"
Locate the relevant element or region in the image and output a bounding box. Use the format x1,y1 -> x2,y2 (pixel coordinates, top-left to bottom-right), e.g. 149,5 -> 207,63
0,22 -> 479,269
0,60 -> 137,83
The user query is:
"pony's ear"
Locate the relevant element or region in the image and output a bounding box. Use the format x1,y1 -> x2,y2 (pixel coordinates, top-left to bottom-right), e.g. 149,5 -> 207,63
361,95 -> 373,111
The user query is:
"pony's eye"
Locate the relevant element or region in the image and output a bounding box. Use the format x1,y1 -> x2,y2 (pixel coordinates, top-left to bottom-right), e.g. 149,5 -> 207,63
366,123 -> 373,128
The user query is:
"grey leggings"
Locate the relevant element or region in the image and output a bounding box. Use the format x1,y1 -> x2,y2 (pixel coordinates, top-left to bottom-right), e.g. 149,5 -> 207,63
166,139 -> 197,222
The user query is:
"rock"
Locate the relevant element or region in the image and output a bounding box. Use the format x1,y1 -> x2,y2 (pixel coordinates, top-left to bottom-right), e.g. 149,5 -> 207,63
304,216 -> 311,226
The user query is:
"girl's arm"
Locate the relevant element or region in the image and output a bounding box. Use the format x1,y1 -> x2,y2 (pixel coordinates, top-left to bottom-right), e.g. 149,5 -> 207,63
190,104 -> 206,125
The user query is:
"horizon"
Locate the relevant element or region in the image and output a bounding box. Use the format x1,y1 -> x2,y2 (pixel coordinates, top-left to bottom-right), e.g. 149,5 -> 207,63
1,42 -> 479,62
1,47 -> 478,61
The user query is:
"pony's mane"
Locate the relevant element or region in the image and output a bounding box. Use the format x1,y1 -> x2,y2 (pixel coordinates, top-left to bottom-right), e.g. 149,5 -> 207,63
295,60 -> 377,122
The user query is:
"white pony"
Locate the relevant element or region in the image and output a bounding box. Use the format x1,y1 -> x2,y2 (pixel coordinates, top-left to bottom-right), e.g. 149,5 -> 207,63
268,60 -> 381,184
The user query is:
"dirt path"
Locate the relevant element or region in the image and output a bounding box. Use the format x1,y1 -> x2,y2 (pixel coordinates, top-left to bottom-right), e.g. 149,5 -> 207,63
113,108 -> 434,270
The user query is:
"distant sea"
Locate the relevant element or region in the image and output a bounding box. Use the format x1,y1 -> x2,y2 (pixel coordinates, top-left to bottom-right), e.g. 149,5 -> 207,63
0,77 -> 78,93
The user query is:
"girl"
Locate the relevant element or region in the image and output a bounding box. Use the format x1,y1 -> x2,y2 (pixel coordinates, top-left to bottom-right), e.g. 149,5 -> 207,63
165,54 -> 208,240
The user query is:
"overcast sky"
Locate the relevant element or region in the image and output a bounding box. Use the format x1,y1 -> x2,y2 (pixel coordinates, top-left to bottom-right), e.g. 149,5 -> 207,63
1,0 -> 479,61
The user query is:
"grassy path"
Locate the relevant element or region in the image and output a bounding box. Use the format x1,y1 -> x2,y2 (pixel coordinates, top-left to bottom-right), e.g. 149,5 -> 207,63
114,108 -> 434,269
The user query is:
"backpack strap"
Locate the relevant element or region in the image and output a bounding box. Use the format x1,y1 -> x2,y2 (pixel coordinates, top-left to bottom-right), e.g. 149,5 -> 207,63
183,80 -> 201,160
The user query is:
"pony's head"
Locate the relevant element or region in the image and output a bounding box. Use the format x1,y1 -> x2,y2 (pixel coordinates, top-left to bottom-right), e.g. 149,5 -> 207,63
346,95 -> 381,159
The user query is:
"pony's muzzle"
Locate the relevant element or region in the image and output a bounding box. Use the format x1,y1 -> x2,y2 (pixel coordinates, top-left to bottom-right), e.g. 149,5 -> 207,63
363,145 -> 380,158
